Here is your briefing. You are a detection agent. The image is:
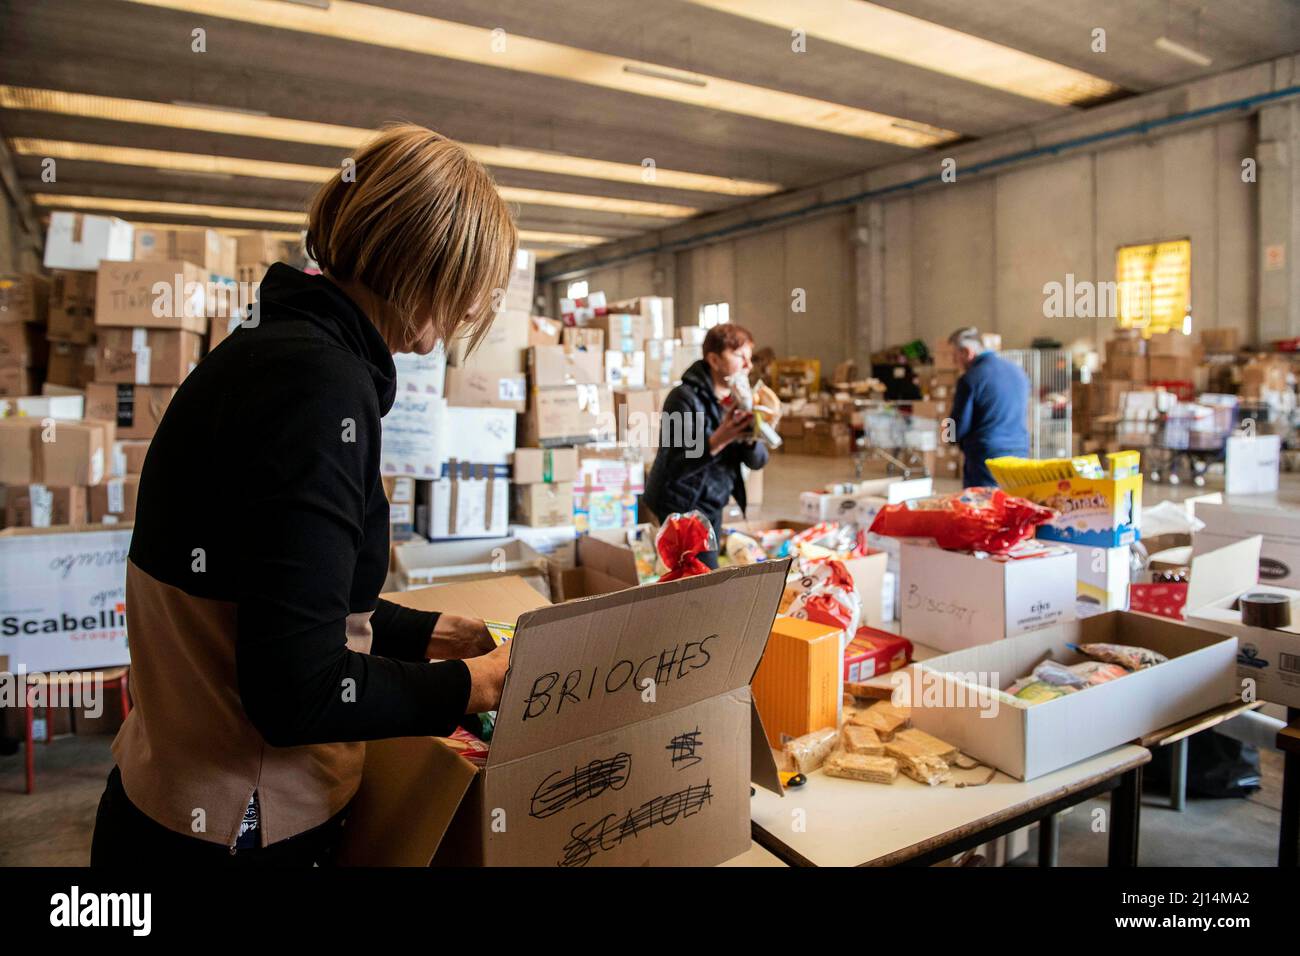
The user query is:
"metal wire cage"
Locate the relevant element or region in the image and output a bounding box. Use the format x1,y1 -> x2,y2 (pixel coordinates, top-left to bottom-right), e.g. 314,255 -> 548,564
1002,348 -> 1073,459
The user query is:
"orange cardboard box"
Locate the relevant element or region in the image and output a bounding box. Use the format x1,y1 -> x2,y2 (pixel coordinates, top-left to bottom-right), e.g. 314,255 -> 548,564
751,616 -> 844,748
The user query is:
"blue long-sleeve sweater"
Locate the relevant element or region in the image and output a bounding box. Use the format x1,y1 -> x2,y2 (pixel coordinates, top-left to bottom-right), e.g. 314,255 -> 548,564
949,351 -> 1030,456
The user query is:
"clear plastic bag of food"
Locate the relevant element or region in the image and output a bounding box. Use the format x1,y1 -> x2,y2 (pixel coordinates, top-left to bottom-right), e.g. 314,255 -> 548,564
655,511 -> 717,581
786,557 -> 862,637
1007,679 -> 1075,704
1031,659 -> 1092,688
784,726 -> 840,774
1069,660 -> 1130,684
1070,642 -> 1167,670
723,530 -> 765,566
867,487 -> 1058,555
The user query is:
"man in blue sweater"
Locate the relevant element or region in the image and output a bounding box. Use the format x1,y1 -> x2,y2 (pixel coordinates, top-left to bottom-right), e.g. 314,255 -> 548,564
946,326 -> 1030,487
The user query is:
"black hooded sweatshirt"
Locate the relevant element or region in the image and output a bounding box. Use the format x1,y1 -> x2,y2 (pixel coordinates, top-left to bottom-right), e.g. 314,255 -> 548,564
127,264 -> 472,746
643,358 -> 768,525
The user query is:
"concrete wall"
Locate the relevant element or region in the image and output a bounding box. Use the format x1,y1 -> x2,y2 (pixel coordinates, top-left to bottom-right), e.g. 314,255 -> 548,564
881,115 -> 1257,354
548,113 -> 1268,364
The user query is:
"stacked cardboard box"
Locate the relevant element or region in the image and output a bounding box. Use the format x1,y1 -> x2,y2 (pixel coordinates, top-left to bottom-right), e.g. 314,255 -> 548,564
0,416 -> 116,529
1103,330 -> 1148,383
0,274 -> 49,397
1146,330 -> 1202,383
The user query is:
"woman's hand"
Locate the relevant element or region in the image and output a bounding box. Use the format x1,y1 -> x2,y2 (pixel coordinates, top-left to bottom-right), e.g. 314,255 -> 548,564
462,640 -> 511,713
708,407 -> 754,455
425,615 -> 495,660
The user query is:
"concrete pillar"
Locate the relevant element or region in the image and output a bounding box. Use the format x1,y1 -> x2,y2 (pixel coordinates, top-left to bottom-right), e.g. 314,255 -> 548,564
1257,101 -> 1300,341
850,200 -> 885,372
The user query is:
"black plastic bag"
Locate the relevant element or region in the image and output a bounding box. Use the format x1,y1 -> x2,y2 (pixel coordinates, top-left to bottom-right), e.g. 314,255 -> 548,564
1143,731 -> 1262,798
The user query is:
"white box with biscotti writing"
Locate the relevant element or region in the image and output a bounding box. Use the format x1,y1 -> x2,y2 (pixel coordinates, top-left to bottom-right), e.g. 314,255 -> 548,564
899,541 -> 1077,652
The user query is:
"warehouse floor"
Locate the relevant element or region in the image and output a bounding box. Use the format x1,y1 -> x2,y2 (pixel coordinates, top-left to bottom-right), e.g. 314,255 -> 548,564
0,451 -> 1290,867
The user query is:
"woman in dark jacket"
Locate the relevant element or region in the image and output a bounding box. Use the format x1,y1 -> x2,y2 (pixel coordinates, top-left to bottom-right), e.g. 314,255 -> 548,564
90,124 -> 517,866
644,323 -> 769,568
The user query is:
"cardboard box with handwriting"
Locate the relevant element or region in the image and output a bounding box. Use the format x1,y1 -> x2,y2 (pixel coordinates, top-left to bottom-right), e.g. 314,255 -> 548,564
899,542 -> 1076,652
338,562 -> 787,866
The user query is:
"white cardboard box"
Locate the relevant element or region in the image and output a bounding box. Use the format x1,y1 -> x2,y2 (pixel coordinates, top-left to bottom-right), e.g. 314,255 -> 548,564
1184,535 -> 1300,707
905,611 -> 1239,780
391,537 -> 548,593
419,475 -> 509,540
1225,434 -> 1281,496
508,524 -> 578,569
43,212 -> 134,271
393,344 -> 447,397
899,542 -> 1077,652
0,394 -> 85,420
1193,501 -> 1300,588
381,394 -> 446,478
1059,542 -> 1130,612
442,405 -> 516,467
0,526 -> 133,671
800,476 -> 933,523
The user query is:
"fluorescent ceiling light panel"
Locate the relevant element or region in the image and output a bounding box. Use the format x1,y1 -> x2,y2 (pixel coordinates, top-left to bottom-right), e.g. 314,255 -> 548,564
128,219 -> 303,241
1154,37 -> 1213,67
37,195 -> 608,246
0,86 -> 777,196
515,230 -> 608,246
686,0 -> 1122,107
34,193 -> 307,224
12,139 -> 698,217
122,0 -> 957,146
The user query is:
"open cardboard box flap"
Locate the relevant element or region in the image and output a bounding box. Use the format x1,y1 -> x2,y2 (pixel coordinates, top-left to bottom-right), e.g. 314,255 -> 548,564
1184,534 -> 1264,612
341,562 -> 788,866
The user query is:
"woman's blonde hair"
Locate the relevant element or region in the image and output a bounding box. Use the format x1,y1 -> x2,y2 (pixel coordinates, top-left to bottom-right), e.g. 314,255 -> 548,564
305,123 -> 518,352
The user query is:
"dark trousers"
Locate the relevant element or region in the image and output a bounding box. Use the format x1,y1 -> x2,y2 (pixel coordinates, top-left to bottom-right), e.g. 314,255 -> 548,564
961,447 -> 1023,489
90,765 -> 349,867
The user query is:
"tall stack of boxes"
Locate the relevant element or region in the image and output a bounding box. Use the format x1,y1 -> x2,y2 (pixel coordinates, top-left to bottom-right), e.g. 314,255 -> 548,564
0,274 -> 50,397
0,217 -> 294,531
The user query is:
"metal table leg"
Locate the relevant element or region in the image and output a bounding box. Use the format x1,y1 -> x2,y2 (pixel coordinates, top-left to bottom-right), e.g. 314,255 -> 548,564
1281,749 -> 1299,868
1170,737 -> 1188,812
1108,766 -> 1142,867
1037,814 -> 1060,867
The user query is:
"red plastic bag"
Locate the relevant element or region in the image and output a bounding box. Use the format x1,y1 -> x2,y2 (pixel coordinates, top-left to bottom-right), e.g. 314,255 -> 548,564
656,511 -> 718,581
867,487 -> 1057,555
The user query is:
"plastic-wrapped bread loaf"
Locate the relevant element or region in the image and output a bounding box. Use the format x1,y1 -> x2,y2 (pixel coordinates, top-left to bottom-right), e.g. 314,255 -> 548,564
824,751 -> 899,784
784,726 -> 840,774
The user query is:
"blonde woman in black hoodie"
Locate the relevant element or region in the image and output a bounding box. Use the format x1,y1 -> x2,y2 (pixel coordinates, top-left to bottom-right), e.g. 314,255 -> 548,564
92,125 -> 516,866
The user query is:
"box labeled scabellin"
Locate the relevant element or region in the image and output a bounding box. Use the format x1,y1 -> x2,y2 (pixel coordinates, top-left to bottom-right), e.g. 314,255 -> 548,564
338,562 -> 788,867
988,451 -> 1142,548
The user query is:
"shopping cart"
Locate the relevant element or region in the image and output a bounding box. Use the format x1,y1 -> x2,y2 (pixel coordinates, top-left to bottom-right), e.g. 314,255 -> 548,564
1145,397 -> 1238,486
854,403 -> 931,479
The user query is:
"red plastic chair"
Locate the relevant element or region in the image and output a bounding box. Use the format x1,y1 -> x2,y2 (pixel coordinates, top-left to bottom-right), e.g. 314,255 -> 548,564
22,668 -> 131,795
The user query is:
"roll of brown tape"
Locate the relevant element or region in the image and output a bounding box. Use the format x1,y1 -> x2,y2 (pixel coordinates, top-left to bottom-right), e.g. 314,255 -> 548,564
1240,592 -> 1292,629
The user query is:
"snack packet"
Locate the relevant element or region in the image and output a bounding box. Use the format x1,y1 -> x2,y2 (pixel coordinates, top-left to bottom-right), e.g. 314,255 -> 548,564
1007,679 -> 1074,704
655,511 -> 717,581
867,487 -> 1058,555
723,530 -> 766,566
1070,660 -> 1130,685
1070,642 -> 1167,670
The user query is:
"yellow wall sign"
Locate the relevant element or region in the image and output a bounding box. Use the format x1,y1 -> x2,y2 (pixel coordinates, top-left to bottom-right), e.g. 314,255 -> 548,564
1115,239 -> 1191,335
